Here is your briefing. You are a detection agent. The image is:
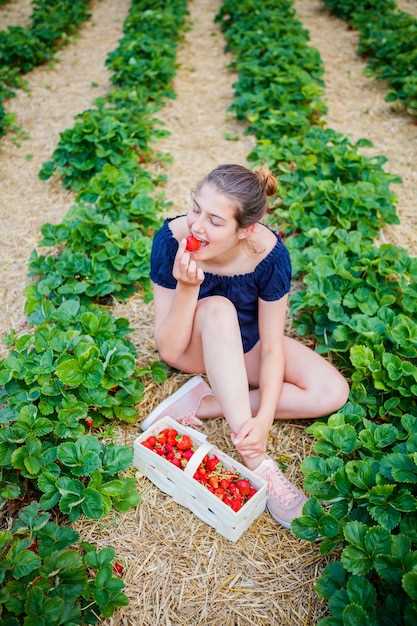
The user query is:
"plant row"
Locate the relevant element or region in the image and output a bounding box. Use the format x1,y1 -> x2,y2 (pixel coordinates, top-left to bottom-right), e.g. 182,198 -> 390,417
216,1 -> 417,624
0,0 -> 188,622
0,0 -> 92,137
323,0 -> 417,116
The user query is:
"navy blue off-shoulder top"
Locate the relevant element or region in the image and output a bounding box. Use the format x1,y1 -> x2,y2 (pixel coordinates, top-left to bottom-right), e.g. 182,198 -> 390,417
150,215 -> 292,353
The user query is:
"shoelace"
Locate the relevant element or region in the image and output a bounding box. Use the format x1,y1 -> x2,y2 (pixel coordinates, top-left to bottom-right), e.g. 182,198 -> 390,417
177,412 -> 204,427
263,464 -> 304,507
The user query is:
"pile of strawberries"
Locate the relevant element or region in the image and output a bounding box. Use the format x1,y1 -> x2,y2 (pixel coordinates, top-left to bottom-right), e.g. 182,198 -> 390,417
141,427 -> 257,513
194,454 -> 257,512
141,427 -> 194,469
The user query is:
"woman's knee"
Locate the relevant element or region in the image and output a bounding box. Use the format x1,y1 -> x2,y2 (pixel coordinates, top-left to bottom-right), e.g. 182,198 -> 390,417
195,296 -> 238,330
315,371 -> 350,414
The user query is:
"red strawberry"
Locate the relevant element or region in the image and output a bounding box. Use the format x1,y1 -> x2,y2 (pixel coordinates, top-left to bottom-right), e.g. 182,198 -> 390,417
231,498 -> 243,512
186,234 -> 201,252
113,562 -> 124,576
235,479 -> 251,497
220,479 -> 231,490
214,487 -> 226,500
171,458 -> 181,468
28,540 -> 38,553
183,449 -> 194,460
85,417 -> 93,429
205,456 -> 220,472
176,435 -> 192,450
223,495 -> 234,507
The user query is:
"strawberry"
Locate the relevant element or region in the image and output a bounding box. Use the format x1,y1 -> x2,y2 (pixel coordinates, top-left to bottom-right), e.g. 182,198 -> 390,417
235,479 -> 251,497
186,234 -> 201,252
220,479 -> 231,490
171,458 -> 181,468
164,443 -> 174,454
214,487 -> 226,500
156,432 -> 167,444
113,562 -> 124,576
208,476 -> 219,489
205,456 -> 220,471
85,417 -> 94,429
248,487 -> 257,498
176,435 -> 192,450
229,483 -> 240,496
182,449 -> 193,461
162,428 -> 178,438
223,495 -> 234,507
231,498 -> 243,512
28,540 -> 38,553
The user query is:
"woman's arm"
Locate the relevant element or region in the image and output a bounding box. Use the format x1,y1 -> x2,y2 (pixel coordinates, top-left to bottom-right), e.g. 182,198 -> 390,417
154,237 -> 205,363
256,295 -> 288,426
155,282 -> 200,363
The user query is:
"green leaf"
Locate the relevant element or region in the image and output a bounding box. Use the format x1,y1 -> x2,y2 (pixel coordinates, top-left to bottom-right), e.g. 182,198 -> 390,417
56,358 -> 83,387
341,546 -> 372,575
342,603 -> 368,626
403,570 -> 417,601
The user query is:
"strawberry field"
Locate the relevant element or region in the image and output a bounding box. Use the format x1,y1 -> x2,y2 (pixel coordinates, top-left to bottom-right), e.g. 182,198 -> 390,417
0,0 -> 416,624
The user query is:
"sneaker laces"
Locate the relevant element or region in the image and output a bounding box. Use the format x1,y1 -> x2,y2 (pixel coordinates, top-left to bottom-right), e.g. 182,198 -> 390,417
176,412 -> 204,427
262,462 -> 304,508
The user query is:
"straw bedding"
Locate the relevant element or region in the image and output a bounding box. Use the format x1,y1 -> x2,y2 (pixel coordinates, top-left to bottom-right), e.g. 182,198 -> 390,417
0,0 -> 415,623
0,0 -> 32,30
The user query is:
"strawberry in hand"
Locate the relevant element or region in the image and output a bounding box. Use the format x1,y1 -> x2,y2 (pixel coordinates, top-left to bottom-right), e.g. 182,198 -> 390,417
186,235 -> 201,252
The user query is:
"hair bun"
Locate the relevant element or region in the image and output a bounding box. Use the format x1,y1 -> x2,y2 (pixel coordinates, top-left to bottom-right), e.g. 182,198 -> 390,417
255,166 -> 277,197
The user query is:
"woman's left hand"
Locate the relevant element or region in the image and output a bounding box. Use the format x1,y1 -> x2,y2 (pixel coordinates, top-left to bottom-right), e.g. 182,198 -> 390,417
231,416 -> 271,460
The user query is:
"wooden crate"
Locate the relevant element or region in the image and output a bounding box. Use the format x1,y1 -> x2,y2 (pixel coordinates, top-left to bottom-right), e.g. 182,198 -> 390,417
133,416 -> 268,542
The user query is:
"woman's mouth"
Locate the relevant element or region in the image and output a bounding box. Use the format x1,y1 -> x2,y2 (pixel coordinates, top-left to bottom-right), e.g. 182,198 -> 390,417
193,235 -> 209,248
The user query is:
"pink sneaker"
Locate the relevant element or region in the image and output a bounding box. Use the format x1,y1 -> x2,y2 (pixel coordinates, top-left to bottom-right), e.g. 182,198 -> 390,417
140,375 -> 214,431
252,457 -> 307,529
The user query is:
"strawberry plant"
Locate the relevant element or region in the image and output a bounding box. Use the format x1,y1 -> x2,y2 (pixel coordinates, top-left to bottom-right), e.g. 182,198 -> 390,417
0,503 -> 128,624
217,0 -> 417,622
323,1 -> 417,116
0,0 -> 92,137
0,1 -> 187,621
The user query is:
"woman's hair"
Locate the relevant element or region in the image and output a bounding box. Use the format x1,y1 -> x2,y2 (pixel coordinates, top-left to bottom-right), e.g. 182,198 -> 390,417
195,163 -> 278,229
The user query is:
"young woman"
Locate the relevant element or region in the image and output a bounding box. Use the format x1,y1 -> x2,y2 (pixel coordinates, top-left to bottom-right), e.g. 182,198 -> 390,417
144,163 -> 349,529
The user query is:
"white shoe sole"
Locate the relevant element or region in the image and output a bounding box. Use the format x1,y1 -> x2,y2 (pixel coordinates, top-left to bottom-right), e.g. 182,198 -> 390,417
140,375 -> 205,431
266,504 -> 291,529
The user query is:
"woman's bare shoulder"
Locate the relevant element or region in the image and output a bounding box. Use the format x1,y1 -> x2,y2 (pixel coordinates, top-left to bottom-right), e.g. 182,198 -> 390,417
167,215 -> 188,242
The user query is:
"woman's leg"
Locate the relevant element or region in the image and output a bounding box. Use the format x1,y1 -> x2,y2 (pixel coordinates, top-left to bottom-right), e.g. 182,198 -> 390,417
163,295 -> 266,468
197,336 -> 349,420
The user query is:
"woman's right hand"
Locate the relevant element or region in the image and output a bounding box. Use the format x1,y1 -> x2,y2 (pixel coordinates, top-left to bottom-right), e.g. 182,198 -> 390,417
173,238 -> 205,287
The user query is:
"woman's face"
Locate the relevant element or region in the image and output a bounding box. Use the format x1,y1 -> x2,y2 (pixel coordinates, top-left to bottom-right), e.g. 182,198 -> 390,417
186,183 -> 250,262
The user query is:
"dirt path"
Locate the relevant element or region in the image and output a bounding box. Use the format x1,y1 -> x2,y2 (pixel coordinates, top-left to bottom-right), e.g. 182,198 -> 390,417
0,0 -> 131,355
397,0 -> 417,17
0,0 -> 32,30
295,0 -> 417,255
80,2 -> 327,625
